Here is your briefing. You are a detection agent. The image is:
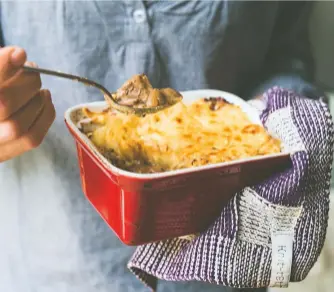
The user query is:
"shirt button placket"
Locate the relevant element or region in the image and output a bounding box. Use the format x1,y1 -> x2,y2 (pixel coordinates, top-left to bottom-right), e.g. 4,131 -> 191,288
133,9 -> 147,24
124,1 -> 159,85
124,1 -> 150,38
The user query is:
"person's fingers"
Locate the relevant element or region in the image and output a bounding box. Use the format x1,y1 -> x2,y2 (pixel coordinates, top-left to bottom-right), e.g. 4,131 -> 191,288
0,91 -> 55,162
20,90 -> 56,150
0,46 -> 27,83
0,90 -> 48,143
0,62 -> 42,121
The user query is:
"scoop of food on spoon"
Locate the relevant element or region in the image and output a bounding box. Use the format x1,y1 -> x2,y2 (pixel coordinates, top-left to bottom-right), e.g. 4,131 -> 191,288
22,65 -> 183,116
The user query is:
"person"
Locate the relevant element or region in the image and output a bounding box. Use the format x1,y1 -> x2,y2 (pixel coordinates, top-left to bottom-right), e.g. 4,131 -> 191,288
0,1 -> 321,291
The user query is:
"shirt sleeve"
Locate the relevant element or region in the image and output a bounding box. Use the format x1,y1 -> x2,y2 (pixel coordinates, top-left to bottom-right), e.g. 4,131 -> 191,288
249,1 -> 325,100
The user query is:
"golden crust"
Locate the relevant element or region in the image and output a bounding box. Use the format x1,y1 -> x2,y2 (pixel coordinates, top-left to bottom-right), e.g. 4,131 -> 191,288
81,98 -> 281,173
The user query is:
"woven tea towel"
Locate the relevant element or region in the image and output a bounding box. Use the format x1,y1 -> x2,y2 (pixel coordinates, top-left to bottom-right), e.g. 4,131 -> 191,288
128,87 -> 334,291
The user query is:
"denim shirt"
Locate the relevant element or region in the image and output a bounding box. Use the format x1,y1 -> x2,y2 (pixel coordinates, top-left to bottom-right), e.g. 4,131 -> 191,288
0,1 -> 316,292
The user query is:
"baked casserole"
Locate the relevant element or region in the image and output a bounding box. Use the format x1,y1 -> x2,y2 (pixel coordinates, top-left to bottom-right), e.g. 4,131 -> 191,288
79,75 -> 281,173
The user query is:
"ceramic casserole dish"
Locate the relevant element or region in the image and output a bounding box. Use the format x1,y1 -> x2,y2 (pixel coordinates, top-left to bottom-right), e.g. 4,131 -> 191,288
64,90 -> 291,245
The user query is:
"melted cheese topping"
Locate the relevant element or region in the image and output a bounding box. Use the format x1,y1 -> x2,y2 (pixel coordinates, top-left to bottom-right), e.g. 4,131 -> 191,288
81,98 -> 281,173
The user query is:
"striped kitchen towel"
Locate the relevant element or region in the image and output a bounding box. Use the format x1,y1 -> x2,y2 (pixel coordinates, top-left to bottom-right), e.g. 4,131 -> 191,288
128,87 -> 334,291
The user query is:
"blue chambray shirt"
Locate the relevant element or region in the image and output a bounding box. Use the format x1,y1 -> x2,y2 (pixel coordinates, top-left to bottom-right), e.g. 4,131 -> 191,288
0,1 -> 317,292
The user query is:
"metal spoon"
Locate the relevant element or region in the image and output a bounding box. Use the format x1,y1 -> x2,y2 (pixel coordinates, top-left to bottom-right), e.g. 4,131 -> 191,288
23,65 -> 180,115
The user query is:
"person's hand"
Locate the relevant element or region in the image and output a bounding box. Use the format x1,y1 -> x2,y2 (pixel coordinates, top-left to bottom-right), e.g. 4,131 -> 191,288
0,46 -> 55,163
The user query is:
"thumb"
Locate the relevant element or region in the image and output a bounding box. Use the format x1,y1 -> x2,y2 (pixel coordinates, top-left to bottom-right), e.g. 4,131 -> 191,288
0,46 -> 27,84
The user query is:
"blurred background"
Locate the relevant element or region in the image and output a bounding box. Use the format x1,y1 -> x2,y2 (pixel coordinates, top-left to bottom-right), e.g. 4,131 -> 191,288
271,3 -> 334,292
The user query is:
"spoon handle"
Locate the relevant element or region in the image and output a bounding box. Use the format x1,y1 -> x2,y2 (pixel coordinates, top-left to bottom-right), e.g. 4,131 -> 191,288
22,65 -> 111,95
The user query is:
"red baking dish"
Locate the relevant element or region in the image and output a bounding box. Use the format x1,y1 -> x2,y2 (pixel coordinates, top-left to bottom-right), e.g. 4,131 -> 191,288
64,89 -> 291,246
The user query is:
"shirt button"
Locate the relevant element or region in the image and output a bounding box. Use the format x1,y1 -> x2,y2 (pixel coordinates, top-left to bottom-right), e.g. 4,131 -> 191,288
133,9 -> 147,23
